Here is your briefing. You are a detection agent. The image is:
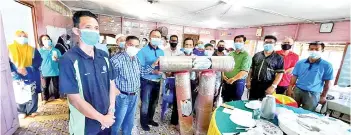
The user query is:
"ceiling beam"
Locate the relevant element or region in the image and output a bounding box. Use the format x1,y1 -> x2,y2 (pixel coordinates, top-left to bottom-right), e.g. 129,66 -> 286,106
192,1 -> 225,14
243,6 -> 316,24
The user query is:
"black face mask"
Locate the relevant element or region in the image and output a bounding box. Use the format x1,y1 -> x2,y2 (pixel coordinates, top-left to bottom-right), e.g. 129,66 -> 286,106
217,47 -> 225,52
170,43 -> 178,48
281,44 -> 292,50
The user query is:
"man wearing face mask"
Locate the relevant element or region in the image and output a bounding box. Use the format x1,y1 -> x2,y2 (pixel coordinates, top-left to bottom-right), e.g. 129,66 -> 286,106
113,34 -> 126,55
204,43 -> 215,56
137,29 -> 164,131
287,41 -> 333,111
193,43 -> 205,56
141,38 -> 148,47
110,36 -> 150,134
247,35 -> 284,100
59,11 -> 119,135
276,37 -> 299,94
222,35 -> 252,101
164,35 -> 182,56
213,40 -> 226,56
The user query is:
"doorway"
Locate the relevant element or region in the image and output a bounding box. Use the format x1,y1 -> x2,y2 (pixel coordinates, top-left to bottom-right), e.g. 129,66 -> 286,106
0,1 -> 38,135
183,34 -> 200,47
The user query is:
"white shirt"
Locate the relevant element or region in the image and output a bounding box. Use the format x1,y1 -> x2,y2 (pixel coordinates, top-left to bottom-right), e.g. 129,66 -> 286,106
164,47 -> 183,56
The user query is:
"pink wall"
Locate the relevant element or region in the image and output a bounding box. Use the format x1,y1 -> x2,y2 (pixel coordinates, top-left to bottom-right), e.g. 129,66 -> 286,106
32,1 -> 72,36
212,21 -> 350,42
215,29 -> 235,40
233,27 -> 259,40
297,21 -> 350,42
262,24 -> 298,40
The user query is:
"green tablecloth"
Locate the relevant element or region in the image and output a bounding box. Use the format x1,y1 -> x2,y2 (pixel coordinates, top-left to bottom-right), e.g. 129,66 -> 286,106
214,100 -> 316,133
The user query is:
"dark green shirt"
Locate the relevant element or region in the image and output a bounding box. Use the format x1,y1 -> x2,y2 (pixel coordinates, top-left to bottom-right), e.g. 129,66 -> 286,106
224,50 -> 252,79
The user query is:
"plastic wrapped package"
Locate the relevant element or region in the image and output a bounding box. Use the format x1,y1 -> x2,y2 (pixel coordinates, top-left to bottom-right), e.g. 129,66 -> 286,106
175,71 -> 194,135
195,71 -> 216,135
159,56 -> 235,72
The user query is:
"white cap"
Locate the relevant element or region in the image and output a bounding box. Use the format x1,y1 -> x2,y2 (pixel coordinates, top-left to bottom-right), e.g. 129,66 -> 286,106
115,34 -> 125,39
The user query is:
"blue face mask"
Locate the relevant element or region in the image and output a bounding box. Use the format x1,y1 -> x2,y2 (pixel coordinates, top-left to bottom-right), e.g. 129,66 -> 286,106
43,40 -> 52,47
79,29 -> 100,46
263,44 -> 274,52
150,38 -> 162,47
119,42 -> 125,48
183,48 -> 193,55
16,37 -> 28,45
234,43 -> 244,50
198,44 -> 205,49
308,51 -> 322,59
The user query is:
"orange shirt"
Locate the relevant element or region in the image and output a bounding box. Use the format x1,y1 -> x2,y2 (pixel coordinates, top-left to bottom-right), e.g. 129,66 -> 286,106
276,50 -> 299,86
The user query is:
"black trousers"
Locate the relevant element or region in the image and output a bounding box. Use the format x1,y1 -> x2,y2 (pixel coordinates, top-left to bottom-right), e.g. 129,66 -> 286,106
276,86 -> 288,94
249,80 -> 273,100
43,76 -> 60,101
171,80 -> 197,125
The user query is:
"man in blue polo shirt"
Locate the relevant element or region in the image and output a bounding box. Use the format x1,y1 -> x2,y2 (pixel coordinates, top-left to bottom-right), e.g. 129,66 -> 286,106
137,29 -> 164,131
59,11 -> 118,135
287,41 -> 333,111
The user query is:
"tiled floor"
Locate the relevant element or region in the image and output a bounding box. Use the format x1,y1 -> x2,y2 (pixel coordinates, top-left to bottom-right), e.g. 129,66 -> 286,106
14,98 -> 180,135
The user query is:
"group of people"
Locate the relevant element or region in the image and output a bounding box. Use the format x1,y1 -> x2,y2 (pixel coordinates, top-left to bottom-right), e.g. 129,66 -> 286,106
8,10 -> 334,135
8,30 -> 71,118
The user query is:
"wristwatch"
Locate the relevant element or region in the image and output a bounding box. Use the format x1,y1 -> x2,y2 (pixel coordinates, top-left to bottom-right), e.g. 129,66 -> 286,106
271,84 -> 277,89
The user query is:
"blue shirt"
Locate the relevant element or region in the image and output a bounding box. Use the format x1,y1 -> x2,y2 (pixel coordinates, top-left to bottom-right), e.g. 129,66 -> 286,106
111,52 -> 152,93
9,49 -> 42,93
292,58 -> 334,93
59,46 -> 115,135
137,44 -> 164,81
193,49 -> 205,56
39,48 -> 62,77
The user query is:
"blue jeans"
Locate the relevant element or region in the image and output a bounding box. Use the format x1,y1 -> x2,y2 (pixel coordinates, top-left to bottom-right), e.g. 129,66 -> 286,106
111,93 -> 138,135
140,78 -> 160,126
293,87 -> 320,111
222,79 -> 245,102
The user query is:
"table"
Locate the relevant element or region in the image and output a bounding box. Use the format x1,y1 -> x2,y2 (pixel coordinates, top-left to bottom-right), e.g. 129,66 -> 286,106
327,98 -> 351,115
208,100 -> 315,135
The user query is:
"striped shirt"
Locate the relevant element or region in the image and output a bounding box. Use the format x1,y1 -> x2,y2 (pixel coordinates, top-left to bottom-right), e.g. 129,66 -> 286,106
111,52 -> 153,93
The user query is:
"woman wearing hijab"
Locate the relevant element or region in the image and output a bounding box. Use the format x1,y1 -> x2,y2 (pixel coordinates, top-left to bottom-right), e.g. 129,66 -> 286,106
8,30 -> 42,118
38,35 -> 61,103
55,34 -> 71,55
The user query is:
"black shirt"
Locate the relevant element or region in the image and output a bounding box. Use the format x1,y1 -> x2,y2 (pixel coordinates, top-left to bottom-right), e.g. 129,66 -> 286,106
251,51 -> 284,82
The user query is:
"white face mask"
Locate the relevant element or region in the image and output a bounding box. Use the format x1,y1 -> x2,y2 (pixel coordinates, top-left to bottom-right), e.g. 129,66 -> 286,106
204,50 -> 214,56
66,40 -> 71,44
126,46 -> 140,57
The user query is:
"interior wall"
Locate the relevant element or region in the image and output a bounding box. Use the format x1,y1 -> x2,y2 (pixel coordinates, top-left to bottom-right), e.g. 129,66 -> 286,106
26,1 -> 72,44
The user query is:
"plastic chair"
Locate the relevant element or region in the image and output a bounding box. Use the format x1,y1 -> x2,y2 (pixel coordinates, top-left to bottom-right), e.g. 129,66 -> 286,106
273,93 -> 298,108
161,77 -> 175,121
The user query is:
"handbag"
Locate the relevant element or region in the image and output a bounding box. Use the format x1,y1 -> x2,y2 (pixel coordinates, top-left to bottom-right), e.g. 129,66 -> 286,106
13,80 -> 35,104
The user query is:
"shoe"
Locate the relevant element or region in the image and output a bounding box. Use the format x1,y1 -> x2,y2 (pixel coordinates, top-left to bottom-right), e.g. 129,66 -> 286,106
141,124 -> 150,131
148,121 -> 159,127
28,113 -> 38,117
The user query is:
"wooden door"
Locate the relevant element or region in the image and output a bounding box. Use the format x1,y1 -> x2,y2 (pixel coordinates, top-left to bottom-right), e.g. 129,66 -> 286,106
0,12 -> 19,135
183,34 -> 200,47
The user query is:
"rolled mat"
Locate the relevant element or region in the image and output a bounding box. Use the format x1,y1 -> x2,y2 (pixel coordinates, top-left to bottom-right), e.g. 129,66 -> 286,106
175,71 -> 194,135
195,71 -> 216,135
159,56 -> 235,72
